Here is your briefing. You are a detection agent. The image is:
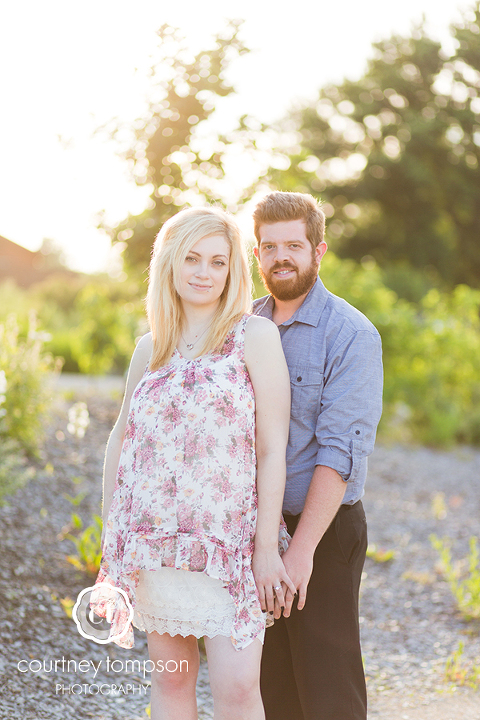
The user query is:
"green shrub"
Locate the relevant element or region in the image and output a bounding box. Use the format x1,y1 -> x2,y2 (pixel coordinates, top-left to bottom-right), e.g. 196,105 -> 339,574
66,281 -> 144,374
0,428 -> 34,504
2,257 -> 480,447
0,313 -> 61,455
320,254 -> 480,446
0,276 -> 145,376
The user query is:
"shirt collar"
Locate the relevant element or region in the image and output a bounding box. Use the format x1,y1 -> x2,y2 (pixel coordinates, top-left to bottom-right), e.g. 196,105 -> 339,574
257,277 -> 329,328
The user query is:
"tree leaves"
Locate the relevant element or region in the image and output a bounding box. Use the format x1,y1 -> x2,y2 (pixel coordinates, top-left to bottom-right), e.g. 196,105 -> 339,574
267,5 -> 480,295
100,21 -> 250,277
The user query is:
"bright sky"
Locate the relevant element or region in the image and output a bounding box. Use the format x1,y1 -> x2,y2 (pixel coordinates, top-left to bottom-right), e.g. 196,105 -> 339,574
0,0 -> 471,272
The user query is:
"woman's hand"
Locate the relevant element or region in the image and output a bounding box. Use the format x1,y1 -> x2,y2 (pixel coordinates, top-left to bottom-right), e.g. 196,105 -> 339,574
252,547 -> 297,619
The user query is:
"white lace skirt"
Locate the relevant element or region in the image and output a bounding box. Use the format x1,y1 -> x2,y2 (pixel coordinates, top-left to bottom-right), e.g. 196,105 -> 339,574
132,566 -> 239,639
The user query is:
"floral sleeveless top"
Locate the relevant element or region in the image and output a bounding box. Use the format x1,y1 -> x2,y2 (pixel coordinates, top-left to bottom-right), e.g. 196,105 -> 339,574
91,314 -> 287,650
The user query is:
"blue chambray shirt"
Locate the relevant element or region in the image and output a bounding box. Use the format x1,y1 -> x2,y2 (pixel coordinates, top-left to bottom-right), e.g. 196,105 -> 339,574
253,276 -> 383,515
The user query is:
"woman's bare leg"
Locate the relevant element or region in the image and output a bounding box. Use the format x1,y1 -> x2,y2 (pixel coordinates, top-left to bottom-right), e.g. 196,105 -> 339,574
205,635 -> 265,720
146,631 -> 200,720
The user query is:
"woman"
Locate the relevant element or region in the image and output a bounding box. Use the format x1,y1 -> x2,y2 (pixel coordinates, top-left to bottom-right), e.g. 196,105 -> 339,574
91,206 -> 293,720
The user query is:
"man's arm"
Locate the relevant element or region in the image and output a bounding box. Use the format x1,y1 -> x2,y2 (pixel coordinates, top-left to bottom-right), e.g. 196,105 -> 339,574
282,328 -> 383,615
281,465 -> 346,615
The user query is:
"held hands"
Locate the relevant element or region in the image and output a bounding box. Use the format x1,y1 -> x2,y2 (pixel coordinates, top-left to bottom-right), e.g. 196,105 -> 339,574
252,547 -> 297,620
276,542 -> 314,616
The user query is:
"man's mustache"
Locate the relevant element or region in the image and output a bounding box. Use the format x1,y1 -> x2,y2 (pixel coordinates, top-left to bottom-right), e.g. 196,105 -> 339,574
269,263 -> 298,273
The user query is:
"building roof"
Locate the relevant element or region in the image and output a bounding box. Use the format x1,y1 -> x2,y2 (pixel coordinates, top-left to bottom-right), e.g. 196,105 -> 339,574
0,235 -> 78,287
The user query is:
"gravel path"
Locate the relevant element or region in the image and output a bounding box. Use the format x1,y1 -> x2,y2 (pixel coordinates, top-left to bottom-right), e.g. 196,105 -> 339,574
0,381 -> 479,719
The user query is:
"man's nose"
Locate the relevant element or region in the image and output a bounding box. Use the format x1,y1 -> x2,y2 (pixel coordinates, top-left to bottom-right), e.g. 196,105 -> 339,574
274,246 -> 290,263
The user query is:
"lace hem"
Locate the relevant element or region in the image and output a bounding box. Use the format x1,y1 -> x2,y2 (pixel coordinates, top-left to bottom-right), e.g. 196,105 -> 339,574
92,523 -> 290,650
132,608 -> 236,639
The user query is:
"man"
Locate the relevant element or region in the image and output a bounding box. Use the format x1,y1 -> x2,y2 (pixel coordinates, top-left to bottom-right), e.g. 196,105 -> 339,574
252,191 -> 383,720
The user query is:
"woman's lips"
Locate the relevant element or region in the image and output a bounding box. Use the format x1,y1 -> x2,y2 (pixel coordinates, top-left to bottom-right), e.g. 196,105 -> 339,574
189,283 -> 212,290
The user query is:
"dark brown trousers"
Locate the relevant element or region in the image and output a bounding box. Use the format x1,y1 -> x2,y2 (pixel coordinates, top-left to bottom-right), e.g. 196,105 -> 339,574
260,501 -> 368,720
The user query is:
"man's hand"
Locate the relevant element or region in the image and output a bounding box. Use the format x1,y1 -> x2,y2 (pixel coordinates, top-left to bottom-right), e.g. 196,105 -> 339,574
277,465 -> 346,617
280,542 -> 314,616
252,548 -> 297,619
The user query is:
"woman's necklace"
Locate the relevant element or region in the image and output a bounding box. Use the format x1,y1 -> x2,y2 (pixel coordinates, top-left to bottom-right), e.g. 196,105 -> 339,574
181,323 -> 211,351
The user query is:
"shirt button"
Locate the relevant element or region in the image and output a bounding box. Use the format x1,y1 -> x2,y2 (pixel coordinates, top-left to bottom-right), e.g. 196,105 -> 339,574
297,376 -> 302,382
355,430 -> 360,435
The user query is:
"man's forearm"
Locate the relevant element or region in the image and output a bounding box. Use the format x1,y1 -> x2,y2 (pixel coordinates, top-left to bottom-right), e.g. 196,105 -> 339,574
279,465 -> 347,612
289,464 -> 347,555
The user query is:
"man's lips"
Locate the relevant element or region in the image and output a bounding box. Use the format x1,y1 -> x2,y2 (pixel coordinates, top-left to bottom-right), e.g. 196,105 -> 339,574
271,266 -> 297,277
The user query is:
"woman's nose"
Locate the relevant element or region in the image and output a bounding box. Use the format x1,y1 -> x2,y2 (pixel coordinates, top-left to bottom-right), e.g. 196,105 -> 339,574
195,263 -> 209,277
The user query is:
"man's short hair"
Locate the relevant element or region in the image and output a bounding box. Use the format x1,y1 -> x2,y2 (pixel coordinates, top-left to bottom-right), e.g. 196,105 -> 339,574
253,192 -> 325,250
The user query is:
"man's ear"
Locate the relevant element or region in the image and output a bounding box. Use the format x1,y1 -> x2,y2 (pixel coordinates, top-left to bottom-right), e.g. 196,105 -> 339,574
315,241 -> 328,264
253,246 -> 259,260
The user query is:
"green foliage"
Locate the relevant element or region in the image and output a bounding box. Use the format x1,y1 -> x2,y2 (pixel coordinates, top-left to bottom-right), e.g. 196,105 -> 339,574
101,20 -> 250,277
444,641 -> 480,689
431,534 -> 480,621
0,313 -> 61,454
64,281 -> 144,374
266,3 -> 480,292
0,433 -> 34,505
320,253 -> 480,446
0,312 -> 57,501
0,276 -> 146,376
65,513 -> 103,576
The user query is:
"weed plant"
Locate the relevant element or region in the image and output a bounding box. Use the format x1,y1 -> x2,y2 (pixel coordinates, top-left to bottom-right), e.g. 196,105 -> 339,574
444,641 -> 480,689
430,534 -> 480,621
65,513 -> 103,576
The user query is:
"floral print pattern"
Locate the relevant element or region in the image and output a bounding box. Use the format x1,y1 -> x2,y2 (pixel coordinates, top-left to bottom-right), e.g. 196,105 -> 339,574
91,315 -> 288,650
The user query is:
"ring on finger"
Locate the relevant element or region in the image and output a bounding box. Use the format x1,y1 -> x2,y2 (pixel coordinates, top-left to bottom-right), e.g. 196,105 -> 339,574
273,585 -> 282,593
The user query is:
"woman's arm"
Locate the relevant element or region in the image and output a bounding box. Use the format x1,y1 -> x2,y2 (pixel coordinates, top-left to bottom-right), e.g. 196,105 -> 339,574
244,315 -> 295,616
101,332 -> 153,544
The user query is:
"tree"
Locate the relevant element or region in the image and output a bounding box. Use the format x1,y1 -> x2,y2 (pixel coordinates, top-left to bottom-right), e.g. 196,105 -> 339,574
265,4 -> 480,297
99,21 -> 249,277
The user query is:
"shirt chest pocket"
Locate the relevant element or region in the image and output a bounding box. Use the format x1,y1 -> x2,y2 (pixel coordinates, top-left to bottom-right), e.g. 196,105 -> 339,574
289,367 -> 324,421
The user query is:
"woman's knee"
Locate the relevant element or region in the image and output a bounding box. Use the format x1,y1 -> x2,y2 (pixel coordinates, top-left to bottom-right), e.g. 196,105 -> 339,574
214,668 -> 260,706
147,632 -> 199,694
151,663 -> 196,695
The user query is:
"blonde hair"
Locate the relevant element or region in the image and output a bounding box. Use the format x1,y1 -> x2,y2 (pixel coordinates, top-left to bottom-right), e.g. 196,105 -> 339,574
146,206 -> 252,370
253,191 -> 325,250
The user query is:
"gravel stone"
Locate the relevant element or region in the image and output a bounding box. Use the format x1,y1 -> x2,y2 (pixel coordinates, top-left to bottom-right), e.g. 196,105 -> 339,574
0,380 -> 479,718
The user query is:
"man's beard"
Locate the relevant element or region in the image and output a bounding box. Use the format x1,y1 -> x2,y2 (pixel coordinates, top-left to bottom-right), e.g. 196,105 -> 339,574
259,258 -> 319,301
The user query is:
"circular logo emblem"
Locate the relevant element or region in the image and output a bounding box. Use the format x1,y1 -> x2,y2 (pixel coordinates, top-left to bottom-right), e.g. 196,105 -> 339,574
72,583 -> 133,644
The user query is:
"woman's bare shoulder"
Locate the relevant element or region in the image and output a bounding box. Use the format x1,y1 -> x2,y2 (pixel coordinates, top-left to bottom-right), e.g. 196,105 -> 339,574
244,314 -> 279,340
244,315 -> 284,370
128,332 -> 153,374
135,332 -> 153,353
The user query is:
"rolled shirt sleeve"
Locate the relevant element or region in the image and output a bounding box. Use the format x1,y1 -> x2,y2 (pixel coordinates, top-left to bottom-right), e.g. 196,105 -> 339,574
315,330 -> 383,485
253,277 -> 384,513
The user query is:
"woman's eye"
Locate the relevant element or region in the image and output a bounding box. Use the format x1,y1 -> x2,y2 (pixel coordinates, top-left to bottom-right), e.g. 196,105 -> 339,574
186,256 -> 196,262
214,261 -> 226,266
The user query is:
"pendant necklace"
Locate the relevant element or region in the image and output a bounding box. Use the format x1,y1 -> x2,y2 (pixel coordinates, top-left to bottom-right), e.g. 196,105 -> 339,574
181,323 -> 211,351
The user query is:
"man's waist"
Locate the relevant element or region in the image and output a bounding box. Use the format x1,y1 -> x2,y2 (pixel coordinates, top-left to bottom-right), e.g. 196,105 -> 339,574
283,499 -> 364,534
